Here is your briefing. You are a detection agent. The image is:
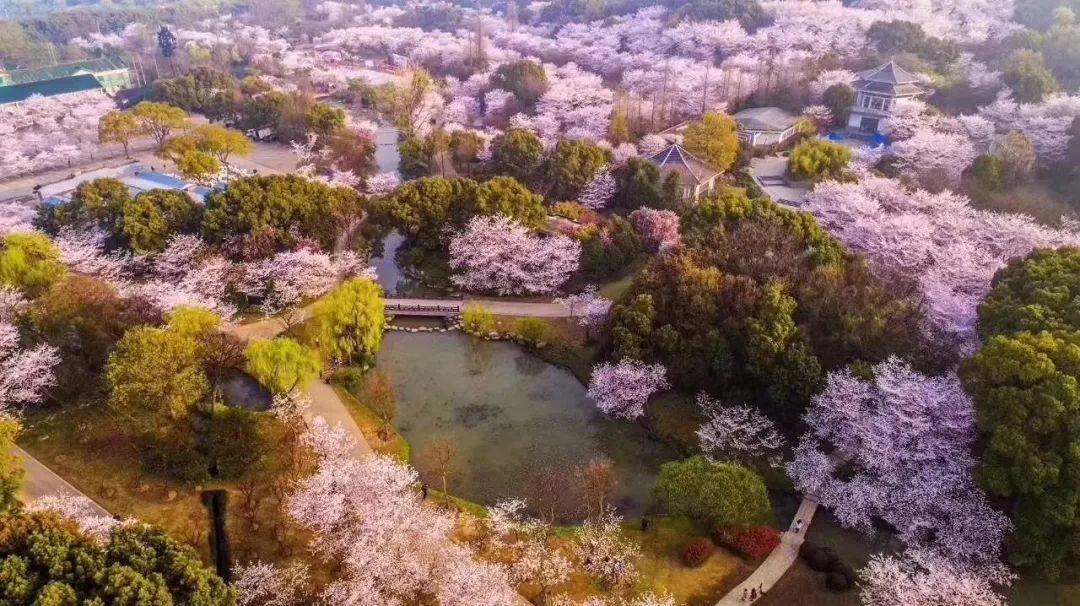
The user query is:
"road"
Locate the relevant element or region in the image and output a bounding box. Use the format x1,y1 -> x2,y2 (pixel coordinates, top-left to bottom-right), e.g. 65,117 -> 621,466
748,157 -> 809,208
12,445 -> 111,517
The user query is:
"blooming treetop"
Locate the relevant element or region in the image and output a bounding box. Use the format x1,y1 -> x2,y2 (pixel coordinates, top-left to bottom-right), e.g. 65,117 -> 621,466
577,169 -> 616,210
801,177 -> 1080,352
860,549 -> 1013,606
287,418 -> 520,605
629,207 -> 680,251
586,360 -> 669,420
889,127 -> 978,187
556,285 -> 613,335
238,249 -> 373,315
0,322 -> 59,416
978,93 -> 1080,163
233,561 -> 310,606
576,509 -> 641,589
696,393 -> 784,468
27,495 -> 120,539
449,214 -> 581,295
788,357 -> 1010,565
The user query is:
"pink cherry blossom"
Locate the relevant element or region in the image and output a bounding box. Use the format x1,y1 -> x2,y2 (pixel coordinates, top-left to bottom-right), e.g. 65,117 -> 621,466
629,207 -> 680,251
586,360 -> 668,420
449,215 -> 580,295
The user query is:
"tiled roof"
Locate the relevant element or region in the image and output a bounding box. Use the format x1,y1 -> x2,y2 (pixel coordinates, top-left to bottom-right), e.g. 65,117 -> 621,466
1,58 -> 125,86
734,106 -> 798,132
645,143 -> 720,186
0,74 -> 103,105
854,61 -> 928,96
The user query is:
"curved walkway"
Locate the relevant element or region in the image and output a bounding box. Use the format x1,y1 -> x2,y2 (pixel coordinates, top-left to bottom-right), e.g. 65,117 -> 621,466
12,445 -> 111,517
716,497 -> 819,605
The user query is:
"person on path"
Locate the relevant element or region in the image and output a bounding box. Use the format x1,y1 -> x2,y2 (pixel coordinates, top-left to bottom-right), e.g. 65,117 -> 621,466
759,582 -> 765,596
421,483 -> 428,500
750,588 -> 757,601
640,517 -> 650,532
794,518 -> 804,533
741,588 -> 748,601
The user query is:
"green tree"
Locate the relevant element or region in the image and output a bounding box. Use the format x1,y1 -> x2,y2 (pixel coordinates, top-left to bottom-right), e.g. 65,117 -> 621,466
467,176 -> 546,228
106,324 -> 209,427
821,83 -> 856,125
43,177 -> 130,234
788,138 -> 852,181
245,337 -> 321,395
1044,7 -> 1080,88
546,139 -> 613,201
747,281 -> 823,416
119,189 -> 202,254
0,416 -> 22,515
653,456 -> 771,530
310,278 -> 386,365
449,130 -> 485,176
967,154 -> 1005,191
611,157 -> 662,210
176,149 -> 222,182
201,174 -> 362,256
378,176 -> 473,247
399,133 -> 430,179
1003,49 -> 1060,103
150,66 -> 239,121
0,510 -> 236,604
98,110 -> 141,157
490,59 -> 549,106
307,102 -> 346,139
963,330 -> 1080,579
130,101 -> 188,150
979,248 -> 1080,337
490,128 -> 546,187
0,232 -> 66,297
579,216 -> 643,280
682,111 -> 740,172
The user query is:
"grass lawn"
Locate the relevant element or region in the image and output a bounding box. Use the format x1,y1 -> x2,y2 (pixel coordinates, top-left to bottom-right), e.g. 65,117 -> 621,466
331,383 -> 411,462
598,255 -> 649,302
18,402 -> 311,569
542,517 -> 750,605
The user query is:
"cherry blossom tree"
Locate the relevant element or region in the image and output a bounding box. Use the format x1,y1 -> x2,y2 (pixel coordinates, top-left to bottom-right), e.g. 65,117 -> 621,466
234,561 -> 310,606
977,92 -> 1080,163
27,495 -> 120,538
586,360 -> 668,420
0,321 -> 60,414
556,285 -> 612,339
365,172 -> 402,196
54,228 -> 131,284
578,169 -> 616,210
629,207 -> 680,251
483,499 -> 572,601
239,249 -> 374,315
802,177 -> 1080,352
449,215 -> 581,295
788,358 -> 1011,565
696,393 -> 784,468
860,549 -> 1014,606
576,509 -> 640,589
889,127 -> 978,188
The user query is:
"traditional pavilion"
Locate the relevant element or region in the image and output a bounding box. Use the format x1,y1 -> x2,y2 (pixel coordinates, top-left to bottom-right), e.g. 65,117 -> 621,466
846,61 -> 929,135
645,143 -> 721,203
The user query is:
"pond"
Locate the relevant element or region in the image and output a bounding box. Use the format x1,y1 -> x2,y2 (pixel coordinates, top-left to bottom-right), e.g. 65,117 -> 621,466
376,331 -> 678,519
219,374 -> 272,411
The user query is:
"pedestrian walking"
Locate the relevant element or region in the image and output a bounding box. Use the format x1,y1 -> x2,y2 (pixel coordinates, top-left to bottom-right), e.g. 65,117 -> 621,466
421,483 -> 428,500
741,588 -> 748,602
759,582 -> 765,596
640,517 -> 650,532
750,588 -> 757,601
794,518 -> 804,534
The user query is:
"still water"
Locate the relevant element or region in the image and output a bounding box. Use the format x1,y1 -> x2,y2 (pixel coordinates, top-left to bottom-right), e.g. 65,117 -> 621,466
376,331 -> 677,519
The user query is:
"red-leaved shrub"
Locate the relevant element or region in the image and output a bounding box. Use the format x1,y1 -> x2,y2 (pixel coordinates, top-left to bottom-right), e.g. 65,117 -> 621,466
731,526 -> 781,560
681,537 -> 716,567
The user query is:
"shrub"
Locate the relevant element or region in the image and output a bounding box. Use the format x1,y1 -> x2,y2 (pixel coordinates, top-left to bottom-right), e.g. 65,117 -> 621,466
681,537 -> 716,567
515,317 -> 551,347
731,525 -> 781,560
552,201 -> 587,221
789,139 -> 852,181
800,542 -> 839,572
828,559 -> 857,586
331,366 -> 367,397
461,303 -> 496,334
826,570 -> 853,592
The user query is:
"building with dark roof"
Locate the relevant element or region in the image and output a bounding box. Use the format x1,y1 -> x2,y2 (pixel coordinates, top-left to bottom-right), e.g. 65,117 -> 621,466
0,74 -> 104,106
733,106 -> 799,148
0,58 -> 129,89
846,61 -> 929,135
645,143 -> 721,202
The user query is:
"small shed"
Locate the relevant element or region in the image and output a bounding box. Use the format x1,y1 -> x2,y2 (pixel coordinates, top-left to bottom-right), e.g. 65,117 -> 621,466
645,143 -> 721,203
733,107 -> 799,148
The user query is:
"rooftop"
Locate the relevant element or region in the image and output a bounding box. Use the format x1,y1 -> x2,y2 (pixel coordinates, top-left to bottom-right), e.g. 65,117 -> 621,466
733,106 -> 798,132
854,61 -> 927,96
0,58 -> 127,87
0,73 -> 104,105
645,143 -> 720,186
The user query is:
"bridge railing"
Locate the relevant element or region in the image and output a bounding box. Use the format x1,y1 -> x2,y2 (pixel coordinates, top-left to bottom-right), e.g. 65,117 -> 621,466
385,302 -> 463,313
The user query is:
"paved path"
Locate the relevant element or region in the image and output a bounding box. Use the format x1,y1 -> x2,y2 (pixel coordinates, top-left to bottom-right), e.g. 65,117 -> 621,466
715,497 -> 819,605
748,157 -> 809,208
12,445 -> 111,517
